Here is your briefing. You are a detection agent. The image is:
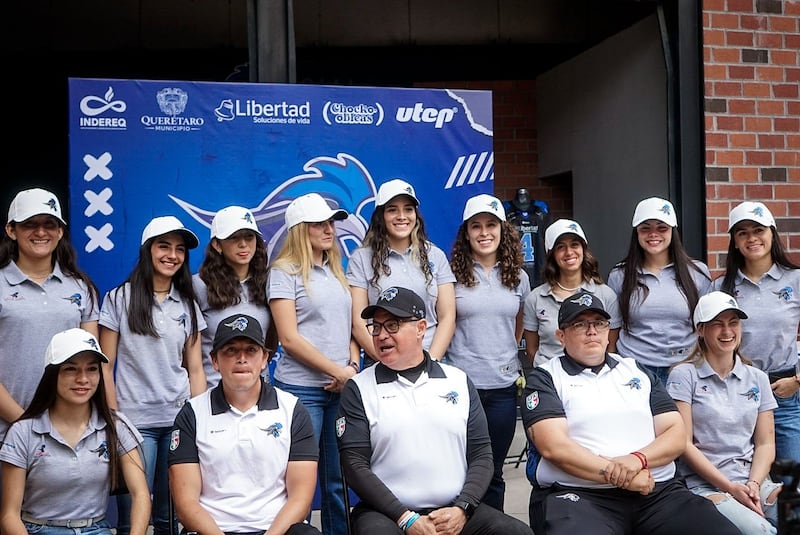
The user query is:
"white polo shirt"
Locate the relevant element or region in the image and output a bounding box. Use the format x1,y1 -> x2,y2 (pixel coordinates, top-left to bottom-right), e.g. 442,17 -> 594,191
169,380 -> 317,533
521,352 -> 678,488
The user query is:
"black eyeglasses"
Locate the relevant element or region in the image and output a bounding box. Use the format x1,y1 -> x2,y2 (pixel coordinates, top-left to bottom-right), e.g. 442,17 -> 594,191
565,320 -> 611,333
366,318 -> 417,336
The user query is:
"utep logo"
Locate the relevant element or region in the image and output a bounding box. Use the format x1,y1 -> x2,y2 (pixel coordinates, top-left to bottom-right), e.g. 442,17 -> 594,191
441,391 -> 459,404
775,287 -> 793,301
742,387 -> 760,402
224,316 -> 249,332
624,378 -> 642,390
659,203 -> 672,217
265,422 -> 283,438
322,101 -> 384,126
379,287 -> 399,302
336,416 -> 346,438
396,103 -> 457,129
79,86 -> 127,130
172,153 -> 374,262
91,441 -> 110,460
64,293 -> 82,307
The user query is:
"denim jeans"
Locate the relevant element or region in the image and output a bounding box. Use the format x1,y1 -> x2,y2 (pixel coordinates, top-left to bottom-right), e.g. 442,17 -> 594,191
477,385 -> 518,511
774,391 -> 800,465
273,380 -> 347,535
692,482 -> 779,534
116,426 -> 176,535
640,364 -> 671,387
24,519 -> 113,535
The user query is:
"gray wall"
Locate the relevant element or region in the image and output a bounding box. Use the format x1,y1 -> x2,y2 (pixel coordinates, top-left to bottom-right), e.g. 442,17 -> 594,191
537,14 -> 668,277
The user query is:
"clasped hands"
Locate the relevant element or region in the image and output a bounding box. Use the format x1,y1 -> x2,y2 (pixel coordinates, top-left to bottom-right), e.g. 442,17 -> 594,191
600,454 -> 654,495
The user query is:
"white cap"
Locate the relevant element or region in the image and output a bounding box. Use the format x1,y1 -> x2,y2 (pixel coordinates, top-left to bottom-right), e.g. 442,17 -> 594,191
8,188 -> 66,225
284,193 -> 348,229
140,216 -> 199,248
462,194 -> 506,222
210,206 -> 261,239
45,328 -> 109,367
545,219 -> 587,253
631,197 -> 678,227
728,201 -> 775,231
375,179 -> 419,207
693,291 -> 748,328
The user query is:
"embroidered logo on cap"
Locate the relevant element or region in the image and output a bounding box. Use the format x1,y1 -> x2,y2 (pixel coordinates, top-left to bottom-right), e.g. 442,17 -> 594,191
224,316 -> 249,332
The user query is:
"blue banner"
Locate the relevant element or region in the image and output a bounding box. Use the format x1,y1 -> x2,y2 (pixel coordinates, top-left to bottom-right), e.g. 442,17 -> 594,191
68,78 -> 494,293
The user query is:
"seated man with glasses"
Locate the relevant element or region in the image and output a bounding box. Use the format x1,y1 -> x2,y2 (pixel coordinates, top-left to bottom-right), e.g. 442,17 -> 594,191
336,286 -> 533,535
520,291 -> 740,535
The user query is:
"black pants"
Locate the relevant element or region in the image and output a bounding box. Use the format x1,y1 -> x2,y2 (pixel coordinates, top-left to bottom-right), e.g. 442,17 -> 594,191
351,502 -> 533,535
529,479 -> 741,535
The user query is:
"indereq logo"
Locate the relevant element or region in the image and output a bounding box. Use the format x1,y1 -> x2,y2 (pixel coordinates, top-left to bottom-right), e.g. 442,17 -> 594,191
395,103 -> 457,129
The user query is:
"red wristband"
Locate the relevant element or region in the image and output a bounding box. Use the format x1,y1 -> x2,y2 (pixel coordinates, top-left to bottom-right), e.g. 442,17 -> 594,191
631,451 -> 648,470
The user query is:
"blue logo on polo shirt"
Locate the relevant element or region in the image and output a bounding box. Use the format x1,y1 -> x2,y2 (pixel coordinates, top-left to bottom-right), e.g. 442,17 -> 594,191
624,378 -> 641,390
64,293 -> 82,306
5,292 -> 23,301
91,441 -> 110,460
441,391 -> 459,404
264,422 -> 283,437
175,313 -> 188,327
775,287 -> 793,301
742,387 -> 760,401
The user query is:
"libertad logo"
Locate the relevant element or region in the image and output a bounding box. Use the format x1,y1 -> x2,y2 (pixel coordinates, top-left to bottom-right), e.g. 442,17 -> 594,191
79,86 -> 127,130
322,102 -> 384,126
395,103 -> 457,129
140,87 -> 205,132
213,98 -> 311,125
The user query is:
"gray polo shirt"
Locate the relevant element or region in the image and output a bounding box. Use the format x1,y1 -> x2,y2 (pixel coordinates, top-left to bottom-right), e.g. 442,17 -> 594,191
346,243 -> 456,350
607,261 -> 711,368
0,408 -> 141,520
667,357 -> 777,489
193,274 -> 271,389
711,264 -> 800,373
522,281 -> 622,366
447,264 -> 530,389
100,283 -> 206,428
268,261 -> 352,387
0,261 -> 99,434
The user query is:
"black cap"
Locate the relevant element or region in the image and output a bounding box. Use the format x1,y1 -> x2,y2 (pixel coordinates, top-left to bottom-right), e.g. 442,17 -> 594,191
212,314 -> 265,353
558,291 -> 610,328
361,286 -> 426,320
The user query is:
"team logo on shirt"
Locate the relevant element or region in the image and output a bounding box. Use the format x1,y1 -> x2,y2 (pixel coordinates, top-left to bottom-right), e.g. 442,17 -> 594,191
5,292 -> 23,301
224,316 -> 249,332
336,416 -> 346,437
34,444 -> 51,457
441,391 -> 459,404
174,313 -> 188,327
170,430 -> 180,451
699,385 -> 709,393
624,378 -> 642,390
526,391 -> 539,410
264,422 -> 283,438
742,387 -> 760,401
91,441 -> 110,460
537,308 -> 546,319
775,286 -> 793,301
64,293 -> 83,306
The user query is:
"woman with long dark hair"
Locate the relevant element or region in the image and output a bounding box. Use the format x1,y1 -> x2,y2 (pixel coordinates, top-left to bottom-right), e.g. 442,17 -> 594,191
347,179 -> 456,362
608,197 -> 711,385
714,201 -> 800,466
447,193 -> 530,511
99,216 -> 206,535
0,188 -> 99,440
0,328 -> 149,535
193,206 -> 272,388
523,218 -> 621,366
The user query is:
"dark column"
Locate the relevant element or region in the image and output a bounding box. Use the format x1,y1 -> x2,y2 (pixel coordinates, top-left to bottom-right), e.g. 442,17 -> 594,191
247,0 -> 296,83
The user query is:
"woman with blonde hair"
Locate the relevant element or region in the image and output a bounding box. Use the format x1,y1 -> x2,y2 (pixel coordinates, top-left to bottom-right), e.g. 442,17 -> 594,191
268,193 -> 360,535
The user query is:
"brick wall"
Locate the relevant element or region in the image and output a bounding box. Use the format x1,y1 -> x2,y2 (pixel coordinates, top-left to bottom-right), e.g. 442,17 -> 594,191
416,79 -> 572,220
703,0 -> 800,275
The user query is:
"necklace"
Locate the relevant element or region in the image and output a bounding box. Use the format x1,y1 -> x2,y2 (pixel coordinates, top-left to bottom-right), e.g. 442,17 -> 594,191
153,289 -> 170,294
556,281 -> 581,292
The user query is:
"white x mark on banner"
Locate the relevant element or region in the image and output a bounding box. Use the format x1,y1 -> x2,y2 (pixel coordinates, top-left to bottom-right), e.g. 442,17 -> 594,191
84,223 -> 114,252
83,152 -> 113,181
84,188 -> 113,217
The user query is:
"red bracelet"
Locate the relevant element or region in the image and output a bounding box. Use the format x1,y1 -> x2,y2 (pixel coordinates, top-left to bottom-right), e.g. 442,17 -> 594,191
631,451 -> 648,470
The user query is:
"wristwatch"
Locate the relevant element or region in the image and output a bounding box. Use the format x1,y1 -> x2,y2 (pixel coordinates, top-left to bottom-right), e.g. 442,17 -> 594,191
453,500 -> 475,519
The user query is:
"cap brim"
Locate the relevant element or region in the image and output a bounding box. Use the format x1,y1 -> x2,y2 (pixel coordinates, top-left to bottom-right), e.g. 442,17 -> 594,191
559,307 -> 611,327
211,332 -> 265,353
50,349 -> 110,366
